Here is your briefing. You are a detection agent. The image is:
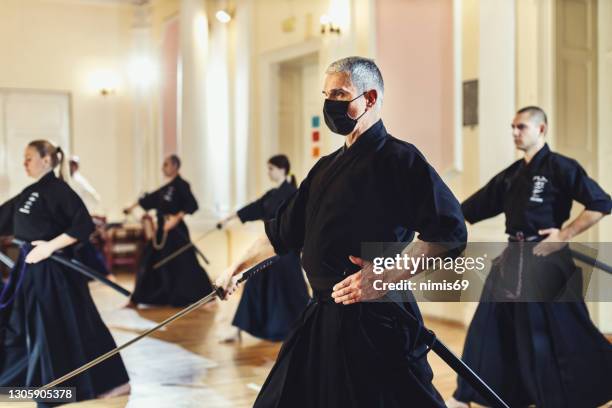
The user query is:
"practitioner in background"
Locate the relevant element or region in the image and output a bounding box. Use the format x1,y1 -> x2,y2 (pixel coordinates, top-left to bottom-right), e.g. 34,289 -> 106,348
69,155 -> 113,281
217,155 -> 310,342
447,106 -> 612,408
124,154 -> 213,307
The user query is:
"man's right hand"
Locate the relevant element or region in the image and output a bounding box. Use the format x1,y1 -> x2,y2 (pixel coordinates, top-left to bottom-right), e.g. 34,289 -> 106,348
215,268 -> 240,299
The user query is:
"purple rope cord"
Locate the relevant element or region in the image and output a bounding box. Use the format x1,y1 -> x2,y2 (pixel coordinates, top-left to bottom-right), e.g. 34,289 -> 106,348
0,244 -> 30,309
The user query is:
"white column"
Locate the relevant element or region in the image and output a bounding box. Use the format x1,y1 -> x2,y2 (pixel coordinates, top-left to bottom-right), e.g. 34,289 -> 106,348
205,14 -> 231,217
232,0 -> 252,208
478,0 -> 516,184
179,0 -> 212,224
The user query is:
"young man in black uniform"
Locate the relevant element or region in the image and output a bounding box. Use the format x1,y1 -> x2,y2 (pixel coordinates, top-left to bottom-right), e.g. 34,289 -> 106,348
448,106 -> 612,408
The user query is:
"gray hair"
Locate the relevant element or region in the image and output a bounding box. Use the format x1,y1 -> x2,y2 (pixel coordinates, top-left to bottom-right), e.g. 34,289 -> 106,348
326,56 -> 384,109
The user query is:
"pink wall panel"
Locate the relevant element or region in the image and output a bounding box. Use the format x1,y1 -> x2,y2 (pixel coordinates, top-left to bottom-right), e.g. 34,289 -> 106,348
161,17 -> 179,157
376,0 -> 454,172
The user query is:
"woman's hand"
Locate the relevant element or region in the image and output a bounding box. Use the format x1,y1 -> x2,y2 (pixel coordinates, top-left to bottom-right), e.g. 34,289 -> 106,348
25,240 -> 55,264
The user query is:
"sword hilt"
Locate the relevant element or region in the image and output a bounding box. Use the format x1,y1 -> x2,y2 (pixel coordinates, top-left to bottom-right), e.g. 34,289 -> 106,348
215,255 -> 280,299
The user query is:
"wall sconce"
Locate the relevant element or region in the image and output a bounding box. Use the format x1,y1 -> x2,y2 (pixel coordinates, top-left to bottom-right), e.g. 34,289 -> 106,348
100,88 -> 116,97
88,69 -> 120,97
320,14 -> 340,35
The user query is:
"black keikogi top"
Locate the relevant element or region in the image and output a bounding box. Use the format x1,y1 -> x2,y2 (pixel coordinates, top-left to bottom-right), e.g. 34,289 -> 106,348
265,120 -> 467,287
139,175 -> 198,223
237,180 -> 297,222
462,143 -> 612,237
0,171 -> 93,242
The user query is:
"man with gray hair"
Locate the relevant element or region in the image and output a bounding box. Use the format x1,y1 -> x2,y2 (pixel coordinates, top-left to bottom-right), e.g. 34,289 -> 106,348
219,56 -> 467,407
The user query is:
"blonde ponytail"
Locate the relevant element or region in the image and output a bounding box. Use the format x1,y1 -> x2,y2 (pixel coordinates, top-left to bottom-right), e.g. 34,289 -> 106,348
28,140 -> 70,181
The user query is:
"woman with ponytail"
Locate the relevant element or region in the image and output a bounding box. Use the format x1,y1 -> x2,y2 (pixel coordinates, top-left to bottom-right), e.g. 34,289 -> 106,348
0,140 -> 130,402
216,154 -> 310,342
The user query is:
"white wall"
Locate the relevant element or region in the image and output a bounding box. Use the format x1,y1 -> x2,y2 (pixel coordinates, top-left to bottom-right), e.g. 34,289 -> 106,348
0,0 -> 135,218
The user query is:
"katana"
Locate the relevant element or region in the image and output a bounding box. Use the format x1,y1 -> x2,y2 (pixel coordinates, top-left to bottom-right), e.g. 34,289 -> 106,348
12,239 -> 131,297
175,228 -> 210,265
153,225 -> 220,270
390,301 -> 510,408
0,251 -> 15,270
570,245 -> 612,274
40,255 -> 280,390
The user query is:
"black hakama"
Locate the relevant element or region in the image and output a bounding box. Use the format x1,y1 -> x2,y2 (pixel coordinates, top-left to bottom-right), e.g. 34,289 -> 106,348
257,120 -> 467,407
74,241 -> 112,278
255,292 -> 445,408
130,175 -> 213,306
453,144 -> 612,407
232,181 -> 310,341
0,172 -> 129,405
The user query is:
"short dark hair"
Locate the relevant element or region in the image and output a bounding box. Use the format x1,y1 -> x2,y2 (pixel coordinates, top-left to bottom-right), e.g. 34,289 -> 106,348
517,106 -> 547,125
168,154 -> 181,169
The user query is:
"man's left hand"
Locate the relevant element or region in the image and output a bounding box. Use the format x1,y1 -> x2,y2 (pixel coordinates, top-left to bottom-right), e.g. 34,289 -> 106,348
331,255 -> 386,305
533,228 -> 569,256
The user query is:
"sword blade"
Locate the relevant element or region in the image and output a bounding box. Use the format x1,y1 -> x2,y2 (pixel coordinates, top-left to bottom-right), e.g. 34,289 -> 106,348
41,255 -> 280,389
12,239 -> 131,297
153,226 -> 219,270
0,251 -> 15,270
42,289 -> 219,390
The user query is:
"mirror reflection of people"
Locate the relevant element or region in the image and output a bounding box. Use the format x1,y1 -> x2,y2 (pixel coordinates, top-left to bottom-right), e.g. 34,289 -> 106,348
447,107 -> 612,408
216,155 -> 310,342
0,140 -> 130,400
124,155 -> 213,308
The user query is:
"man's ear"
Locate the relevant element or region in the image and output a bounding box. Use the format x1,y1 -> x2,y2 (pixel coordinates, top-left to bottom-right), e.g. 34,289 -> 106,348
365,89 -> 378,109
539,122 -> 547,136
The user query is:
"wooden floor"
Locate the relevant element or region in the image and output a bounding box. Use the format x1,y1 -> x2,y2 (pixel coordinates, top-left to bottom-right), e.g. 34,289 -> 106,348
3,272 -> 609,408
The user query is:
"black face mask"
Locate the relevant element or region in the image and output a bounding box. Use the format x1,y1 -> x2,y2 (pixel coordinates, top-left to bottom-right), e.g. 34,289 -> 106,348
323,93 -> 367,135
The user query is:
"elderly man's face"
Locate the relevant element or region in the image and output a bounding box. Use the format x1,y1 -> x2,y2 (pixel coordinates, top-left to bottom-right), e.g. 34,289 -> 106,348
322,72 -> 367,120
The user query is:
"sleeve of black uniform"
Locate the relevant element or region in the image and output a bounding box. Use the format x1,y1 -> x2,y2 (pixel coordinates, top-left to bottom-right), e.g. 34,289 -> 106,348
237,193 -> 269,223
562,160 -> 612,214
264,160 -> 323,255
59,184 -> 95,242
461,171 -> 507,224
138,188 -> 160,211
176,179 -> 199,214
0,196 -> 18,236
397,150 -> 467,244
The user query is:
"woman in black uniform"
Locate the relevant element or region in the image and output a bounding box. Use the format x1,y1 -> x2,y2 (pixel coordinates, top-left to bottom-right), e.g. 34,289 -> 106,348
217,155 -> 310,341
124,155 -> 213,307
0,140 -> 130,404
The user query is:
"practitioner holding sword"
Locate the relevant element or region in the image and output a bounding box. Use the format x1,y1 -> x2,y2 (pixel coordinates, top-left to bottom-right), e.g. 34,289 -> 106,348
0,139 -> 130,403
124,154 -> 213,308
